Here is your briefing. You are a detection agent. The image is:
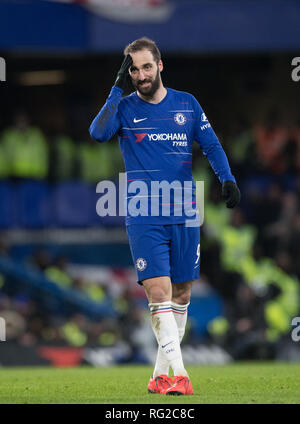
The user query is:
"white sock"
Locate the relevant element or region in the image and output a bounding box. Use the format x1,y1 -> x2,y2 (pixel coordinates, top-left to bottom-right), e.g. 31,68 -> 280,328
171,301 -> 190,343
153,344 -> 170,378
153,301 -> 189,377
149,301 -> 188,378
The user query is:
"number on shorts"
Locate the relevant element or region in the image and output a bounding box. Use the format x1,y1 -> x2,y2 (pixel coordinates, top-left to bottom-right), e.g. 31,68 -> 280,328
195,243 -> 200,264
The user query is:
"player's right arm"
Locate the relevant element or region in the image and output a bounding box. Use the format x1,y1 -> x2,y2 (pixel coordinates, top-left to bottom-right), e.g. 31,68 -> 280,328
89,54 -> 133,142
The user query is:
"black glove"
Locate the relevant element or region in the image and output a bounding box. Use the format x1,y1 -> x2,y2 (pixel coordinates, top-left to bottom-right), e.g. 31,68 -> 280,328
222,180 -> 241,208
114,54 -> 133,93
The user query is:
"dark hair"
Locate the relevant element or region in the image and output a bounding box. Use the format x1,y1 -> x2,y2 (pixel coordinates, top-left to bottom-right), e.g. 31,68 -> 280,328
124,37 -> 161,63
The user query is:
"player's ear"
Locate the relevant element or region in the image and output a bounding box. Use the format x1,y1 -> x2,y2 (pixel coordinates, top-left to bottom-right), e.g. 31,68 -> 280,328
158,60 -> 163,72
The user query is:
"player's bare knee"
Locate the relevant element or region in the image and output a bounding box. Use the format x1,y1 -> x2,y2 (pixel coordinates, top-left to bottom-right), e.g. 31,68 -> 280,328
172,281 -> 193,305
172,292 -> 191,305
148,285 -> 170,303
142,276 -> 171,303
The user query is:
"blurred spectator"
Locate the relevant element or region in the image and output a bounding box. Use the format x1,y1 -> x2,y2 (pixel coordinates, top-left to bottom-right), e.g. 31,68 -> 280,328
263,192 -> 299,257
253,117 -> 289,174
247,183 -> 282,230
61,314 -> 88,347
225,283 -> 269,359
0,112 -> 49,180
31,248 -> 52,272
49,135 -> 76,181
45,256 -> 73,289
209,282 -> 279,360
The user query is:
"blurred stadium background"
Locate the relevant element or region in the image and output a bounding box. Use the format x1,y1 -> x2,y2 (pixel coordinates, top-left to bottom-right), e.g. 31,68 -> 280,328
0,0 -> 300,368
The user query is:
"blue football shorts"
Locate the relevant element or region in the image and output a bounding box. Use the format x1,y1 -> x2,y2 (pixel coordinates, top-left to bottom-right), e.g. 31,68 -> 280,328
126,223 -> 200,285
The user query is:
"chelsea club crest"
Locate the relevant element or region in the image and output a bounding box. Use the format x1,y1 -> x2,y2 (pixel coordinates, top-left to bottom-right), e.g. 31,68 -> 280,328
136,258 -> 147,271
174,113 -> 187,126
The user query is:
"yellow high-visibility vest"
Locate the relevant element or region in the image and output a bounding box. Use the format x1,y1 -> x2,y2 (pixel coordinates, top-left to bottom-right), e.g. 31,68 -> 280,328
2,127 -> 48,179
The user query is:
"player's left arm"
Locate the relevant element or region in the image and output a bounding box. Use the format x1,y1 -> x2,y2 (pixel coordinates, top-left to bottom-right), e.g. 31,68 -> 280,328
192,96 -> 241,208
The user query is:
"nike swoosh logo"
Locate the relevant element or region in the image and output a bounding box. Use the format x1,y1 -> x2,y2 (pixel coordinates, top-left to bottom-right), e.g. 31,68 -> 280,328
162,341 -> 173,349
133,118 -> 147,123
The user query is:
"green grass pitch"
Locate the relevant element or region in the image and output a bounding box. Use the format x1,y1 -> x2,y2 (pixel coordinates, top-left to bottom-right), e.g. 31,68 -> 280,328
0,362 -> 299,404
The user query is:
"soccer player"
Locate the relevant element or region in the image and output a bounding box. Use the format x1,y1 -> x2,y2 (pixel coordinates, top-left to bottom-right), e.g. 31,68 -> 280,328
89,37 -> 240,395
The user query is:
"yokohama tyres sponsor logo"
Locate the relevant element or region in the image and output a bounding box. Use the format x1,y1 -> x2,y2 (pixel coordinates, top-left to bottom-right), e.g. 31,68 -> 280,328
148,133 -> 187,141
134,133 -> 187,143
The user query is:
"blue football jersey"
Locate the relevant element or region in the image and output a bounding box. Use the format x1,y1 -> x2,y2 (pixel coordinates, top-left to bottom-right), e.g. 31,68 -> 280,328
90,86 -> 235,225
